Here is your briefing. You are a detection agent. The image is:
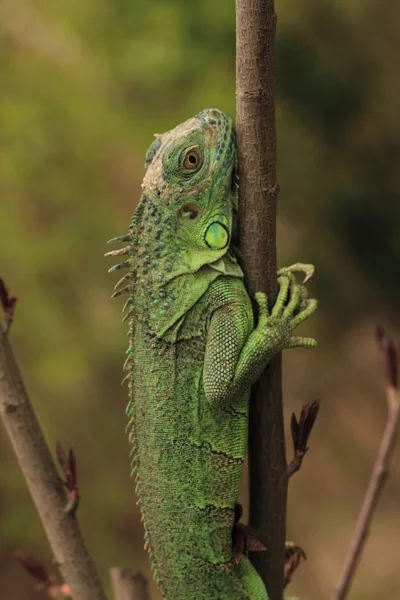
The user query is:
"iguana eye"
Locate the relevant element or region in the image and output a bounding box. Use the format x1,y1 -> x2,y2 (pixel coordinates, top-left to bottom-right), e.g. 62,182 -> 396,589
183,148 -> 201,170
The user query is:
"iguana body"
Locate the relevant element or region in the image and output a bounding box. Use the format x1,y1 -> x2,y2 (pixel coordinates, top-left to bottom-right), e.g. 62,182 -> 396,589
107,109 -> 317,599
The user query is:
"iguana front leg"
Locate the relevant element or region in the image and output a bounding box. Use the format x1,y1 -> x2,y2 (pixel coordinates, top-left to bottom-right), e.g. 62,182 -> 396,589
203,265 -> 317,404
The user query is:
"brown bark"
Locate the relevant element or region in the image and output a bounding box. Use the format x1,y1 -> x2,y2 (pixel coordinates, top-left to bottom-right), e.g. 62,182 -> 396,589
109,568 -> 149,600
235,2 -> 286,599
0,331 -> 107,600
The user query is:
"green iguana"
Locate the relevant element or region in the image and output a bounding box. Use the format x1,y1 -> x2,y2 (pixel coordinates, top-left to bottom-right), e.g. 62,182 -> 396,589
106,109 -> 317,600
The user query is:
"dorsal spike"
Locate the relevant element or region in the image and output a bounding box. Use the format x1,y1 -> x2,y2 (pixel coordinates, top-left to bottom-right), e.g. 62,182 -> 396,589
122,310 -> 132,323
107,234 -> 132,244
104,247 -> 130,258
125,418 -> 133,434
108,261 -> 130,274
123,356 -> 131,371
114,273 -> 130,291
111,285 -> 132,299
122,297 -> 132,312
121,373 -> 129,386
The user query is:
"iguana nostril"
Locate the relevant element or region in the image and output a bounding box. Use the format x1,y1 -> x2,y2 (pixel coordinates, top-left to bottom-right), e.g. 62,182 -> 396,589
179,203 -> 200,219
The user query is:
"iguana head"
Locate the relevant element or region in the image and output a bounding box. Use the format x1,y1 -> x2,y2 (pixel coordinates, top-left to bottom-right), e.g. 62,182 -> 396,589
107,109 -> 242,338
137,108 -> 238,278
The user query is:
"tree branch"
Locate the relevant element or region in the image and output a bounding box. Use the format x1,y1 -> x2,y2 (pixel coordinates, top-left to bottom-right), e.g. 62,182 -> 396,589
332,327 -> 400,600
0,280 -> 107,600
235,2 -> 285,599
109,568 -> 149,600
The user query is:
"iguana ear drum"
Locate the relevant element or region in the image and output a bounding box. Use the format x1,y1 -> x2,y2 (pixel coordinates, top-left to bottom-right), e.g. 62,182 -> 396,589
204,221 -> 229,250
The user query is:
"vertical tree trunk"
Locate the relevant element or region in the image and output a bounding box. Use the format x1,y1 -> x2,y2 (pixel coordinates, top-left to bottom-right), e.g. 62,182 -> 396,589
235,2 -> 286,600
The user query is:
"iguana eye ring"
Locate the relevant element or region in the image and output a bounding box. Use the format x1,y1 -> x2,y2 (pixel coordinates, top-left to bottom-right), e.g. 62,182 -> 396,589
183,148 -> 201,170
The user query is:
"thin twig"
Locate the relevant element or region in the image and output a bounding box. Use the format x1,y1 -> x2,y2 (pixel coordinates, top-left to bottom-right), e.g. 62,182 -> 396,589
109,568 -> 149,600
332,327 -> 400,600
235,2 -> 284,599
0,280 -> 107,600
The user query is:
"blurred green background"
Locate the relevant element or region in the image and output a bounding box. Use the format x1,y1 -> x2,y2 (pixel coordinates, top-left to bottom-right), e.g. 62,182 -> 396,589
1,0 -> 399,598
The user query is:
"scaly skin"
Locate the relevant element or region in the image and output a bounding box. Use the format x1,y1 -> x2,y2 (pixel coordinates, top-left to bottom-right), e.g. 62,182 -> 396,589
107,109 -> 317,600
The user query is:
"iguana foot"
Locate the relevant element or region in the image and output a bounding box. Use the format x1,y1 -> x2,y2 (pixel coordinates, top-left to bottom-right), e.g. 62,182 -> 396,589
254,264 -> 317,352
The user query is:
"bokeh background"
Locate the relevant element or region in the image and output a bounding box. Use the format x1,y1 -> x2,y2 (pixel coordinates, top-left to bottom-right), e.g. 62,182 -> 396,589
1,0 -> 399,598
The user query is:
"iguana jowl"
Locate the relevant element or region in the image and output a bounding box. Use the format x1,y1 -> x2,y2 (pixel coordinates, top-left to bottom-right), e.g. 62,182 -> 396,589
107,109 -> 317,599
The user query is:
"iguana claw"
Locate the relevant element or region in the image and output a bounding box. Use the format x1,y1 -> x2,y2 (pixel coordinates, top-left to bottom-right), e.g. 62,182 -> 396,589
278,262 -> 315,284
